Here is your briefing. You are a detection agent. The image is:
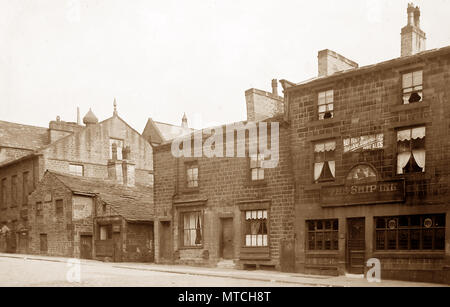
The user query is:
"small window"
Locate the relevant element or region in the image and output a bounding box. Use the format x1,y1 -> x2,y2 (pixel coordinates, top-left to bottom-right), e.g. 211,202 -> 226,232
36,202 -> 43,217
55,199 -> 63,216
99,225 -> 112,240
22,171 -> 29,205
307,219 -> 339,250
11,175 -> 17,207
250,153 -> 265,181
397,127 -> 426,174
402,70 -> 423,104
109,138 -> 124,160
69,164 -> 84,177
181,211 -> 202,247
314,141 -> 336,182
318,90 -> 334,120
1,178 -> 6,209
186,164 -> 199,188
244,210 -> 268,247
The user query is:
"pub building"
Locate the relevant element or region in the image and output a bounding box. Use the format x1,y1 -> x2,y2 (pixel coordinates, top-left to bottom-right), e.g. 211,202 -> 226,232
280,4 -> 450,283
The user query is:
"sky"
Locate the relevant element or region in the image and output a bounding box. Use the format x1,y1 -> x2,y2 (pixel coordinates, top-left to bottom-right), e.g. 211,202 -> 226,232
1,0 -> 450,132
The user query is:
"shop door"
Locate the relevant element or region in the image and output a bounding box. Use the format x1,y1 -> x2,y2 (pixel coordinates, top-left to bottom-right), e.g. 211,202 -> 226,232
221,218 -> 234,259
347,218 -> 365,274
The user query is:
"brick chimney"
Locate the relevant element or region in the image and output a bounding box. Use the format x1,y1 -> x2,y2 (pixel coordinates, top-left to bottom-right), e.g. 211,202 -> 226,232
318,49 -> 359,77
401,3 -> 426,57
121,146 -> 135,187
271,79 -> 278,96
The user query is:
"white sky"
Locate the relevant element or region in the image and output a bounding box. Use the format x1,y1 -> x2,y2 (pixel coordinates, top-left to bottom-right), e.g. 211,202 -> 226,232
1,0 -> 450,132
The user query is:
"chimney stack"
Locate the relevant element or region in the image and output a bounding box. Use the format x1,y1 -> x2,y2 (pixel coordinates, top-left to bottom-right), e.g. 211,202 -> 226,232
107,143 -> 123,184
401,3 -> 426,57
318,49 -> 358,77
271,79 -> 278,96
77,107 -> 80,125
121,146 -> 135,187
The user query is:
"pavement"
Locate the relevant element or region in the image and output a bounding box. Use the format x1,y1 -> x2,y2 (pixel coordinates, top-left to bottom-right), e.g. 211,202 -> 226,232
0,252 -> 446,287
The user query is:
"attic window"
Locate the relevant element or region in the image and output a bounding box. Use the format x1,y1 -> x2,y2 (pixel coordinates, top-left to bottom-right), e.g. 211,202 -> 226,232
402,71 -> 423,104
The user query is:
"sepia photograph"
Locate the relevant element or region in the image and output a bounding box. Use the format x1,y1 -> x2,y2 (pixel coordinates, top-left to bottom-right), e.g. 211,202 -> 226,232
0,0 -> 449,297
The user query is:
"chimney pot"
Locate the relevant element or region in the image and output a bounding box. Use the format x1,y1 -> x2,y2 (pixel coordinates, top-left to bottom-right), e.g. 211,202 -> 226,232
271,79 -> 278,96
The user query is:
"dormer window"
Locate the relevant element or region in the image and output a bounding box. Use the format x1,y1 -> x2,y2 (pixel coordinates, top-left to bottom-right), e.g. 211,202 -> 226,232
402,70 -> 423,104
318,90 -> 334,120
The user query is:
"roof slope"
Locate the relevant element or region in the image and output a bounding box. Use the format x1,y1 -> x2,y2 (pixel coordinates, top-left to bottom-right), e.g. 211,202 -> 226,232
143,118 -> 195,144
0,120 -> 49,150
49,171 -> 154,222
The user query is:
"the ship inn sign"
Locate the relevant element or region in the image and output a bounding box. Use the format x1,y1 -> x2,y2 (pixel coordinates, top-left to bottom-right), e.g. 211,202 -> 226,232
320,163 -> 405,207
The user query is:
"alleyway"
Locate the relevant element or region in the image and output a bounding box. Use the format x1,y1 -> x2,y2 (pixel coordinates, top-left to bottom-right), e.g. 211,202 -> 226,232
0,253 -> 445,287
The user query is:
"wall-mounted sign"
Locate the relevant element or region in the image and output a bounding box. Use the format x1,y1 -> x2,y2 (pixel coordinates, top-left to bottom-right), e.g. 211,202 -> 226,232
343,134 -> 384,153
320,163 -> 405,207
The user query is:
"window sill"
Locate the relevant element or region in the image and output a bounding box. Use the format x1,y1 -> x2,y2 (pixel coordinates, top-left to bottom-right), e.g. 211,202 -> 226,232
304,181 -> 337,191
182,187 -> 200,194
306,117 -> 342,128
390,101 -> 430,113
178,246 -> 203,250
372,251 -> 444,259
305,251 -> 339,256
394,172 -> 430,181
246,180 -> 268,187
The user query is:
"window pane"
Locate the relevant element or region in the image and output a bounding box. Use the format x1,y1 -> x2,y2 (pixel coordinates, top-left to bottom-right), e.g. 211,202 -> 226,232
387,230 -> 397,249
399,230 -> 409,249
422,229 -> 433,250
435,229 -> 445,250
316,233 -> 323,250
410,230 -> 420,249
412,70 -> 423,86
403,73 -> 413,88
308,233 -> 315,249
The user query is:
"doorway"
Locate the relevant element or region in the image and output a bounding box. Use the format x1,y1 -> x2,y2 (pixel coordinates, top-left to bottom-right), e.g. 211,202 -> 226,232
80,235 -> 93,259
220,218 -> 234,259
159,221 -> 172,261
346,218 -> 365,274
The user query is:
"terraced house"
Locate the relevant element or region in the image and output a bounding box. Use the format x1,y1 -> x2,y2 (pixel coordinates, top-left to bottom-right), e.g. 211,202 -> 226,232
280,4 -> 450,283
152,83 -> 296,271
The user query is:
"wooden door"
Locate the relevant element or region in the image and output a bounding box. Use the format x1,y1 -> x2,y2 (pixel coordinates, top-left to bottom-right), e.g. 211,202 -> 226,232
80,235 -> 92,259
159,221 -> 172,261
347,218 -> 365,274
221,218 -> 234,259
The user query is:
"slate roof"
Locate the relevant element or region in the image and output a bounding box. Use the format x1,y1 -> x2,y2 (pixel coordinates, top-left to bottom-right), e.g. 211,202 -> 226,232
0,120 -> 49,150
48,171 -> 154,222
143,117 -> 194,144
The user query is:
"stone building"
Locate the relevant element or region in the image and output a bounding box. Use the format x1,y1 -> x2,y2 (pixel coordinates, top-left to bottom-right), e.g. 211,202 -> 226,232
152,90 -> 295,269
27,170 -> 154,261
0,104 -> 154,255
280,4 -> 450,283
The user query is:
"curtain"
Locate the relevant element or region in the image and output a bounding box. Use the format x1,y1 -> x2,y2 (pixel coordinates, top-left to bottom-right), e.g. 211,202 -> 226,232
314,162 -> 325,181
412,149 -> 426,171
397,152 -> 411,174
328,161 -> 336,178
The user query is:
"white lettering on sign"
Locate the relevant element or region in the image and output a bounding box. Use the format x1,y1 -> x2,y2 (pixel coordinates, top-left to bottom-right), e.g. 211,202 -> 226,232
343,134 -> 384,153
